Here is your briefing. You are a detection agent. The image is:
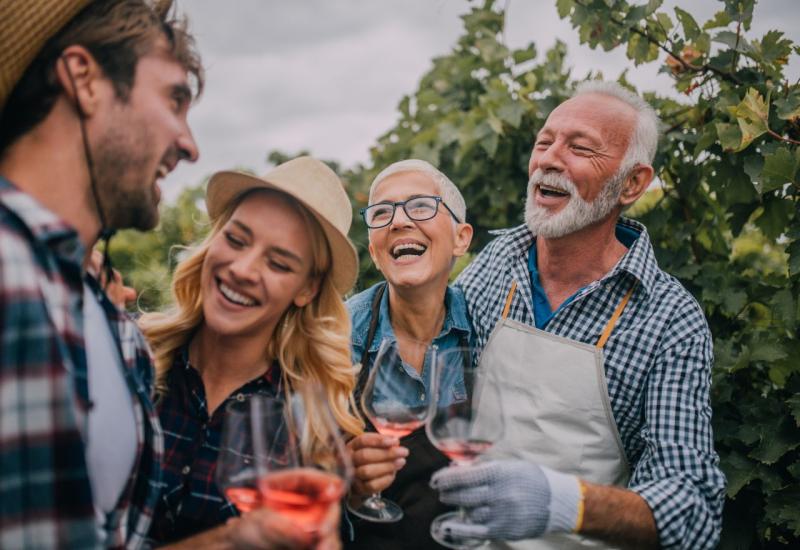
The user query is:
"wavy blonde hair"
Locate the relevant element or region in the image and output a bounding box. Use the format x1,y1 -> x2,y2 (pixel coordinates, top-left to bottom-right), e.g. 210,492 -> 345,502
140,188 -> 363,462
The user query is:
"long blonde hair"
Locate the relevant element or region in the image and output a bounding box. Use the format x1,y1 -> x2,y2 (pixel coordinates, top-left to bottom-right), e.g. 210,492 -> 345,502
140,188 -> 363,459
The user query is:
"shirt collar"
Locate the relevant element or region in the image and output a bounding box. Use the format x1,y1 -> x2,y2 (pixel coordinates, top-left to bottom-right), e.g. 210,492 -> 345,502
367,283 -> 471,355
0,176 -> 85,264
503,217 -> 658,297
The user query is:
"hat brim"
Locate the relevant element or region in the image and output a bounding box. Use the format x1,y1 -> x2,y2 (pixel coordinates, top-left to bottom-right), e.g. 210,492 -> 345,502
206,170 -> 358,294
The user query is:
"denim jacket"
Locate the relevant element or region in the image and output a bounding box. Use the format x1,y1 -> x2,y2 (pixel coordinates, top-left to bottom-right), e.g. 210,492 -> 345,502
347,282 -> 473,409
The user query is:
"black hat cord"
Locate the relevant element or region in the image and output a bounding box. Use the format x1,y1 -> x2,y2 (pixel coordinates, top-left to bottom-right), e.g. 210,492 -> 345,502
62,54 -> 116,289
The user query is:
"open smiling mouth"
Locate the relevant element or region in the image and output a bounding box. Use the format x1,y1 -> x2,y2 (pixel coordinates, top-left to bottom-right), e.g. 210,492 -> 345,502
217,278 -> 258,307
537,184 -> 571,198
391,243 -> 427,259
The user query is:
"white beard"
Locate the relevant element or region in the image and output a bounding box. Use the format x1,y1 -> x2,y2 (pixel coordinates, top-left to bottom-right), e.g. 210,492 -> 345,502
524,168 -> 626,238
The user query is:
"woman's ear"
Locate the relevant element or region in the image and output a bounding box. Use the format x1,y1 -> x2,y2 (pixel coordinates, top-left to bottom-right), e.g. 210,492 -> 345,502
293,276 -> 321,308
452,223 -> 474,258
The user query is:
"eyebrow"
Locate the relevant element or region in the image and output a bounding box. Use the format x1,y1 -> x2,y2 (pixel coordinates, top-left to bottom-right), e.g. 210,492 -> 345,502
229,220 -> 304,264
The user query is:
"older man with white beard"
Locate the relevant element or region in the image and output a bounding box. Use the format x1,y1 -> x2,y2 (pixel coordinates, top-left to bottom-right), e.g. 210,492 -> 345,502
432,81 -> 726,550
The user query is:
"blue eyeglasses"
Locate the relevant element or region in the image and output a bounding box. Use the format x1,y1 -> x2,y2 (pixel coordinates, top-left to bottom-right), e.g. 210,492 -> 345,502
360,195 -> 461,228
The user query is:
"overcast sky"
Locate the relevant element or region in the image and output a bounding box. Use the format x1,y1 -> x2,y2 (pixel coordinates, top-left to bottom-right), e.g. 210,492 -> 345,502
161,0 -> 800,202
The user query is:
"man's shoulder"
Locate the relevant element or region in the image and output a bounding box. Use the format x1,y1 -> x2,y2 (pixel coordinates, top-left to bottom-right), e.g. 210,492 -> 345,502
641,266 -> 710,343
458,224 -> 530,286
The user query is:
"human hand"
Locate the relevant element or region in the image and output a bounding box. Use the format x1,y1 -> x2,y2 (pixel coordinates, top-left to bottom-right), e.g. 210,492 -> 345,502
87,249 -> 137,308
313,500 -> 342,550
225,508 -> 316,549
430,459 -> 582,541
346,432 -> 408,498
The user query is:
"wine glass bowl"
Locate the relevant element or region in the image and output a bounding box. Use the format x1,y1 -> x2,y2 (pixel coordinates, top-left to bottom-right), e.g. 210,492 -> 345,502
216,399 -> 262,513
427,346 -> 504,549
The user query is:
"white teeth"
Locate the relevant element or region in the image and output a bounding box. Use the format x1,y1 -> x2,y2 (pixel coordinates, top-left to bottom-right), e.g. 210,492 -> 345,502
219,282 -> 256,306
538,184 -> 569,195
392,243 -> 426,257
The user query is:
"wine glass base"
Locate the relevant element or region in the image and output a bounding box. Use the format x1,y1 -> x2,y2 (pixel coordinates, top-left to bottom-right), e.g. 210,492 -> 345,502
431,511 -> 487,549
347,496 -> 404,523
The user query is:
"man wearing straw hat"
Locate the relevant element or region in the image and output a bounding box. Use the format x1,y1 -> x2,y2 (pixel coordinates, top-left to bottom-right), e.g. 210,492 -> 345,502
0,1 -> 203,547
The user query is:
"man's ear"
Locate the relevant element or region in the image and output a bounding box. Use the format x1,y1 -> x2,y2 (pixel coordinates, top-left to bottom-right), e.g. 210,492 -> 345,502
452,223 -> 473,257
619,164 -> 654,207
54,45 -> 107,118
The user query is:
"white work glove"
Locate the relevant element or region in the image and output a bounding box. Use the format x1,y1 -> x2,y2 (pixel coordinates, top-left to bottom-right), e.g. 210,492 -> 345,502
430,459 -> 582,541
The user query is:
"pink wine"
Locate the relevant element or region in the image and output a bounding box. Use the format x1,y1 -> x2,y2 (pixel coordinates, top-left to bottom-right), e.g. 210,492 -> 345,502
435,438 -> 493,464
258,468 -> 345,531
370,417 -> 425,438
224,486 -> 261,513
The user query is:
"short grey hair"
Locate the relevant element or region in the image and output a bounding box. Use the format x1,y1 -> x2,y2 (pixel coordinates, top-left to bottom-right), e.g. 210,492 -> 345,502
573,80 -> 661,171
368,159 -> 467,222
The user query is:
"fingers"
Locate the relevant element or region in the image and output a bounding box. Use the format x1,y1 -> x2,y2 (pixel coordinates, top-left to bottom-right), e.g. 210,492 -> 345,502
347,432 -> 399,452
430,460 -> 498,491
232,509 -> 314,549
436,517 -> 490,540
438,484 -> 490,507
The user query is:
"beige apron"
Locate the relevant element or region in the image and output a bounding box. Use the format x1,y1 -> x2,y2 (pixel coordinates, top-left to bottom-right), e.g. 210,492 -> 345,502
477,281 -> 636,550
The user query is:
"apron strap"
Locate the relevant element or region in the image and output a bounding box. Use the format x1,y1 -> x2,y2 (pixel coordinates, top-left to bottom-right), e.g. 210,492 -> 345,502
501,280 -> 517,320
595,282 -> 638,349
354,282 -> 388,399
500,278 -> 638,349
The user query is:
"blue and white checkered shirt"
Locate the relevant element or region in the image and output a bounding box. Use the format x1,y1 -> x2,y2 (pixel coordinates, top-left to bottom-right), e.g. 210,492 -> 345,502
456,218 -> 726,550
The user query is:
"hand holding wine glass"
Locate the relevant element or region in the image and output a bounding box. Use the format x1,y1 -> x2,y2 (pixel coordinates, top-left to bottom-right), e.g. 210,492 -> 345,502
426,346 -> 504,549
347,338 -> 432,523
217,388 -> 351,544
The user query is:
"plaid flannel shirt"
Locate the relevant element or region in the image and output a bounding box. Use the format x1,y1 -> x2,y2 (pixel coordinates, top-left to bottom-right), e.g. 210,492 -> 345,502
148,351 -> 281,544
0,177 -> 163,549
456,218 -> 726,550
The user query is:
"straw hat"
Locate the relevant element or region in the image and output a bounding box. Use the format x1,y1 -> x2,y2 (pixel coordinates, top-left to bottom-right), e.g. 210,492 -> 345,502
0,0 -> 92,112
206,157 -> 359,294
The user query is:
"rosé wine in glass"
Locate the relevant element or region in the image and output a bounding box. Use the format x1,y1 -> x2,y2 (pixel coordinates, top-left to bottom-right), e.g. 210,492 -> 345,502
258,468 -> 345,531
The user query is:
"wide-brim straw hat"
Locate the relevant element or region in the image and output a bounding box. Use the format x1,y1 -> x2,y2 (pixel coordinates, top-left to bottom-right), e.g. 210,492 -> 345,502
0,0 -> 92,112
206,157 -> 358,294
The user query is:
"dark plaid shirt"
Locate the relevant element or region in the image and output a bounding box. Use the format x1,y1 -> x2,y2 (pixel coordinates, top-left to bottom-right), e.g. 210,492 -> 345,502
0,177 -> 163,549
148,349 -> 281,544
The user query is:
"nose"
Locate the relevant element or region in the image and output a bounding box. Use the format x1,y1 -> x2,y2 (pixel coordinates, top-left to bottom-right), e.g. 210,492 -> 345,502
389,203 -> 415,230
228,250 -> 260,283
531,139 -> 565,175
177,123 -> 199,163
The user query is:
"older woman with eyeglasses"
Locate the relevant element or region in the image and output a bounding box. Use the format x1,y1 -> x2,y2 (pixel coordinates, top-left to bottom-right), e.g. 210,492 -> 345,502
344,160 -> 474,549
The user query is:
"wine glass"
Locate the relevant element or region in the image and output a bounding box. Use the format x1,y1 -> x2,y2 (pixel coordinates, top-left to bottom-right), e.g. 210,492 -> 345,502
347,338 -> 433,523
427,346 -> 504,549
218,388 -> 353,534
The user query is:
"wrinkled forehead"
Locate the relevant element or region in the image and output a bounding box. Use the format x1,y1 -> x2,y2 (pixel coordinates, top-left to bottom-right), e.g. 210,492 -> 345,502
370,170 -> 440,202
541,93 -> 637,144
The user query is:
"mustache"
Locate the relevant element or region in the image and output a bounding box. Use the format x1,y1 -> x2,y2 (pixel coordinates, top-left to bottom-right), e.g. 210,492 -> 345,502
527,169 -> 577,194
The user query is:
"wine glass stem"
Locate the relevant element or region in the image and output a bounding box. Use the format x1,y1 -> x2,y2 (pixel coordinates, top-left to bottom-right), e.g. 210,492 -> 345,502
365,492 -> 386,509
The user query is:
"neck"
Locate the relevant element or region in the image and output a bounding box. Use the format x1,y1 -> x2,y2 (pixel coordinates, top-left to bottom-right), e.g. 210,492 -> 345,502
0,101 -> 101,253
189,324 -> 273,410
387,281 -> 448,345
536,213 -> 628,304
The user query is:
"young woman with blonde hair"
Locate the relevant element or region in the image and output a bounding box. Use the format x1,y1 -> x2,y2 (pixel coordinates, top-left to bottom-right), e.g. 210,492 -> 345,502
139,156 -> 363,548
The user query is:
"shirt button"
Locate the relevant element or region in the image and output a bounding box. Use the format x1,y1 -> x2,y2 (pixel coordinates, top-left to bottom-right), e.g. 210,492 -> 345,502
181,465 -> 191,475
420,393 -> 426,401
236,393 -> 245,402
